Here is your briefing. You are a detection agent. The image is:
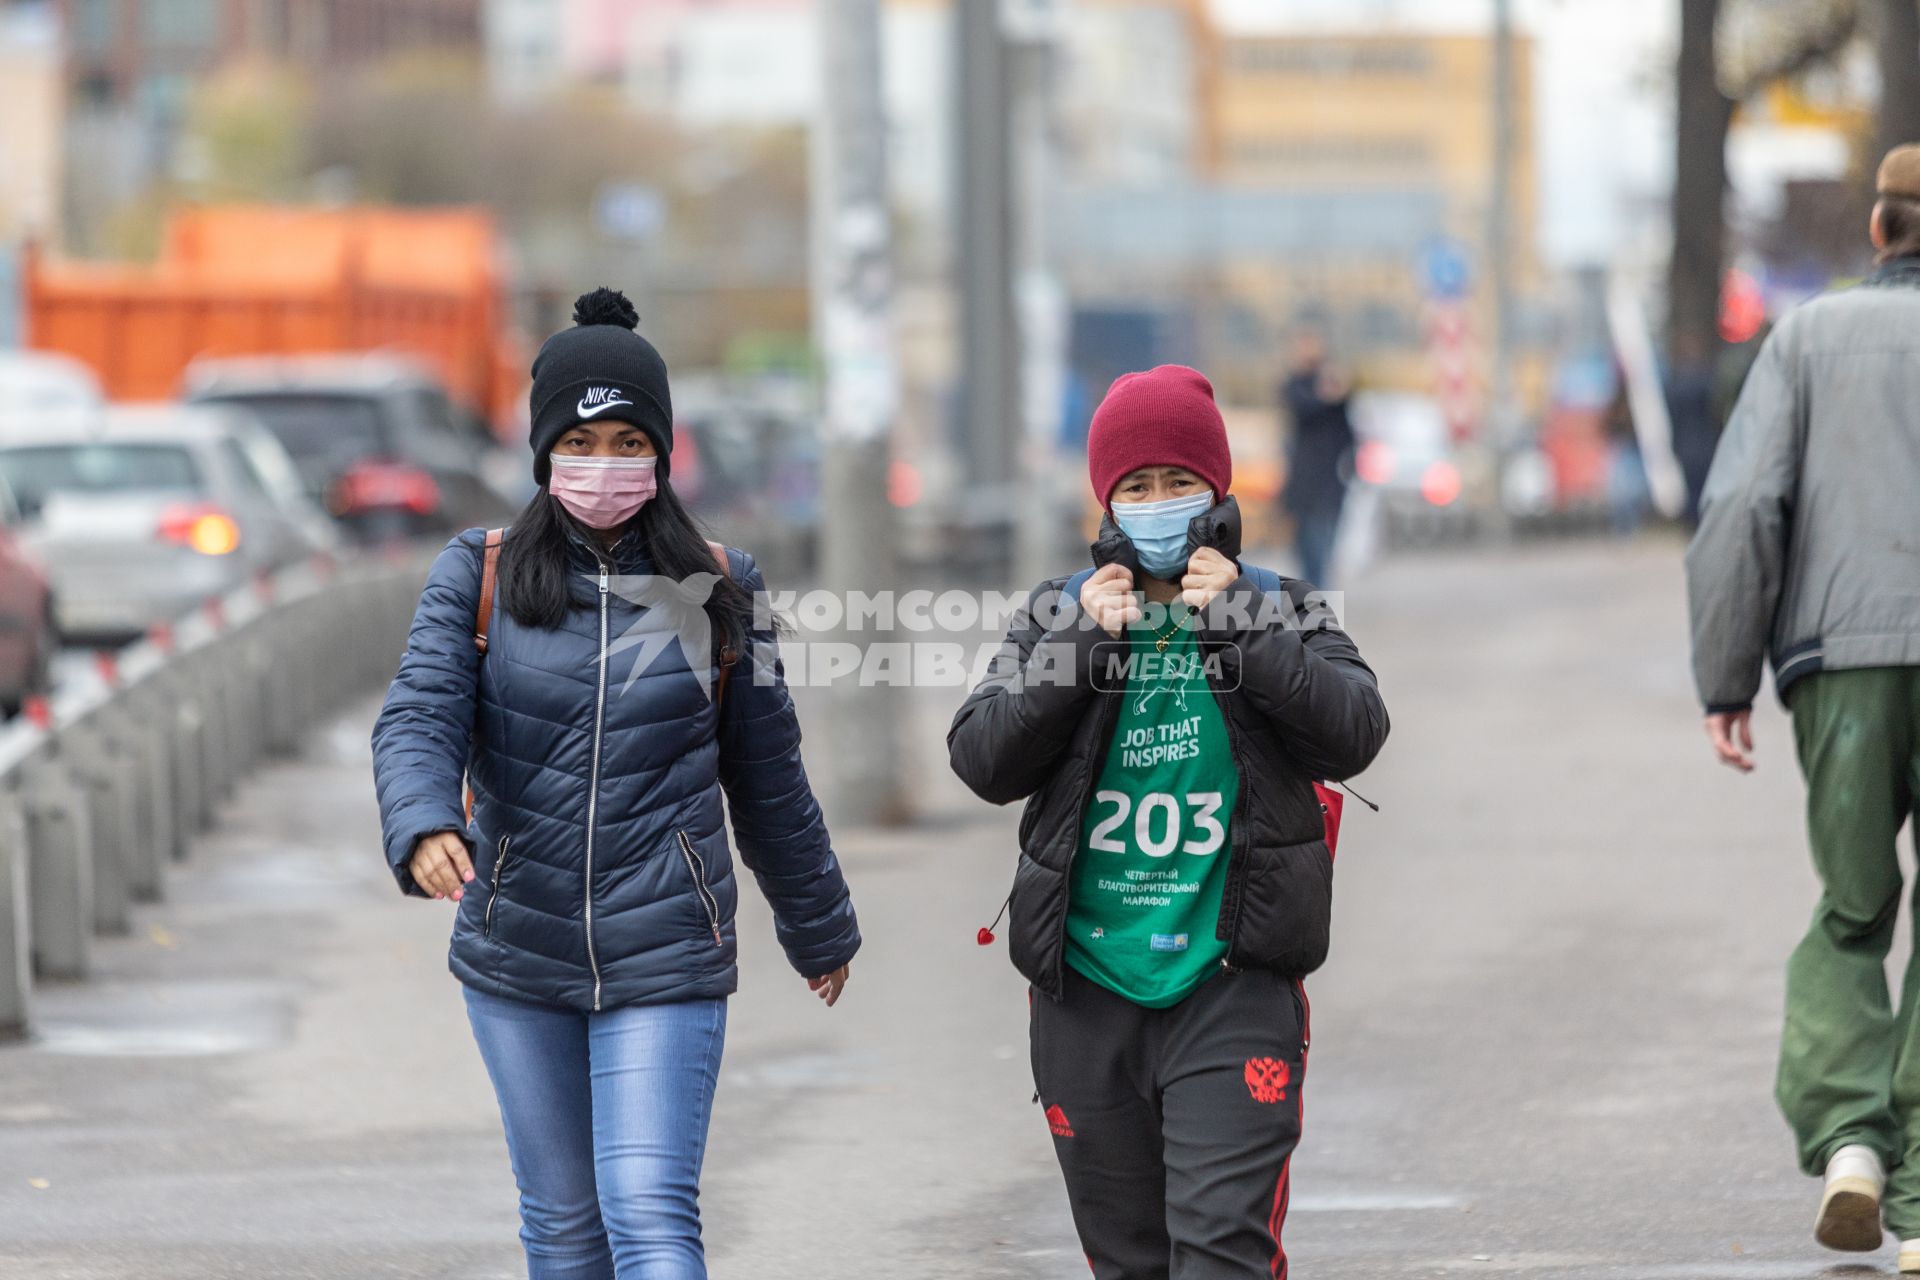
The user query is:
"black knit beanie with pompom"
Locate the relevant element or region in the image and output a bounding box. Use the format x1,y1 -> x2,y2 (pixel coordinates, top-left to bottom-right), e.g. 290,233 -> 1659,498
527,287 -> 673,484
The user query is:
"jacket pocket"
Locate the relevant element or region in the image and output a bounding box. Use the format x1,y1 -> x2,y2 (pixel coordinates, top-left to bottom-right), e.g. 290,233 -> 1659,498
678,831 -> 725,947
1226,837 -> 1334,978
483,834 -> 514,941
1008,853 -> 1069,995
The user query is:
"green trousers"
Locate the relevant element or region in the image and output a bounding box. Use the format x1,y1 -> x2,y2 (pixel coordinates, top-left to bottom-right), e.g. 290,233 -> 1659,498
1780,667 -> 1920,1233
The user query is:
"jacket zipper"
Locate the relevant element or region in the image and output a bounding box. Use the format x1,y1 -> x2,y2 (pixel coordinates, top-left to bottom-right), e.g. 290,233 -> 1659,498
484,834 -> 512,938
585,564 -> 610,1009
1206,663 -> 1253,972
677,830 -> 725,947
1054,687 -> 1122,990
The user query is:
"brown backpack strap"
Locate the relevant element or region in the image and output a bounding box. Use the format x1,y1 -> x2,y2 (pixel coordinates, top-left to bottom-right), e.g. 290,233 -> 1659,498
465,527 -> 506,823
708,541 -> 740,707
473,528 -> 505,654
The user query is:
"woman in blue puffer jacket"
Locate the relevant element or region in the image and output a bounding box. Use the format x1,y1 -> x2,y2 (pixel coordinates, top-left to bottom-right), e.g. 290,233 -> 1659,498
371,288 -> 859,1280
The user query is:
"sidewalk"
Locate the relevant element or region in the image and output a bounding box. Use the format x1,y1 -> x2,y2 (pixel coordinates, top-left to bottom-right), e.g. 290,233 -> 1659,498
0,536 -> 1872,1278
0,678 -> 1072,1280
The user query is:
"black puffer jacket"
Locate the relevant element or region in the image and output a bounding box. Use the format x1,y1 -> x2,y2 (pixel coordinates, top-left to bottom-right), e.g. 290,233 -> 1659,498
372,525 -> 859,1013
947,508 -> 1388,999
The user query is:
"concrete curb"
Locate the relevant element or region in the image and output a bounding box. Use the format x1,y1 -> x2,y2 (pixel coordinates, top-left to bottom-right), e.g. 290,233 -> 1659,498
0,548 -> 431,1039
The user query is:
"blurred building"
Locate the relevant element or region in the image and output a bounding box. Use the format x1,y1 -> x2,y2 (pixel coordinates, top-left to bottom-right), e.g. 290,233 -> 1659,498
1056,25 -> 1540,412
0,2 -> 63,244
1,1 -> 63,348
53,0 -> 481,246
1054,0 -> 1203,187
482,0 -> 563,101
58,0 -> 480,105
482,0 -> 950,248
479,2 -> 1545,443
1729,61 -> 1876,299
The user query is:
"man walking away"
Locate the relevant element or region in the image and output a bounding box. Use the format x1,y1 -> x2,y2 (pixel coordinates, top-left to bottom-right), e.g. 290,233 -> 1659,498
1280,330 -> 1354,588
1686,143 -> 1920,1270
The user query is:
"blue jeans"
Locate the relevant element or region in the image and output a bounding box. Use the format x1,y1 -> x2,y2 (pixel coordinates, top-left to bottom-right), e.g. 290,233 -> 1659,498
464,986 -> 729,1280
1293,509 -> 1341,589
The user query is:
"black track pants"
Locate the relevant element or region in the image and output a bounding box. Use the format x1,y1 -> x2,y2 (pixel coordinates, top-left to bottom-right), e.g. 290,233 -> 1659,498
1030,966 -> 1309,1280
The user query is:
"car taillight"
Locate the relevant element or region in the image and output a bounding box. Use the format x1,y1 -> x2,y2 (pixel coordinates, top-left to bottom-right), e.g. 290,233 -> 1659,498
157,503 -> 242,555
1355,441 -> 1396,486
328,461 -> 441,516
1421,460 -> 1463,507
888,460 -> 923,508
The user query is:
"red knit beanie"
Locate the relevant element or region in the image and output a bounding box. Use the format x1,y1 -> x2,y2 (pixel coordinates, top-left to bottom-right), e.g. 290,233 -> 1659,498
1086,365 -> 1232,511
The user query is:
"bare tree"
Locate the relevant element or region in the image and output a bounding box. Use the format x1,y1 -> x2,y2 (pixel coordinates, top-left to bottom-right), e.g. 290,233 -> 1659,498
1875,0 -> 1920,169
1668,0 -> 1858,362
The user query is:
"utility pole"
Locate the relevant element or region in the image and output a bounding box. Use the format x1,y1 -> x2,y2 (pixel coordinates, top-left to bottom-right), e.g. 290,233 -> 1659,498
956,0 -> 1020,550
1487,0 -> 1519,461
1874,0 -> 1920,185
1008,0 -> 1068,588
812,0 -> 906,824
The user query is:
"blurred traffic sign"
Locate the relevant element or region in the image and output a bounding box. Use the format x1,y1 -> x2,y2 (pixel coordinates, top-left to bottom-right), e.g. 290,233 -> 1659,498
596,183 -> 665,244
1419,238 -> 1472,301
1424,293 -> 1481,443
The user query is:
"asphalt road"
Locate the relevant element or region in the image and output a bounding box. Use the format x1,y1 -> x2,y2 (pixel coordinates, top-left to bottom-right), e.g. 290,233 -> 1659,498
0,535 -> 1892,1278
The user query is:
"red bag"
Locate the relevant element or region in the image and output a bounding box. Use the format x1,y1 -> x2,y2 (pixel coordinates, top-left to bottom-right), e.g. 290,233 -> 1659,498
1314,782 -> 1344,860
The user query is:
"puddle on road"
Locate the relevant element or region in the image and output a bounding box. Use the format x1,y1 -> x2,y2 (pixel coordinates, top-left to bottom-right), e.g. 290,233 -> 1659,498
189,846 -> 375,905
723,1049 -> 881,1091
1628,1268 -> 1888,1279
1397,1260 -> 1888,1278
320,719 -> 374,765
27,979 -> 293,1058
1293,1189 -> 1465,1212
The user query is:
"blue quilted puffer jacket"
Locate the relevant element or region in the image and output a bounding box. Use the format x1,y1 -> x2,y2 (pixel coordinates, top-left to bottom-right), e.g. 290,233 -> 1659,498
371,525 -> 860,1012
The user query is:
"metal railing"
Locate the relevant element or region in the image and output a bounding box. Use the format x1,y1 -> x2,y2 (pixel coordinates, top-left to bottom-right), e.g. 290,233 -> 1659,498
0,548 -> 430,1038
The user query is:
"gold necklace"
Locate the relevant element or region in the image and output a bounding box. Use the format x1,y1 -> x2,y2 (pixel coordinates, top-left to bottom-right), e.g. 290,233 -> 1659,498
1149,606 -> 1191,653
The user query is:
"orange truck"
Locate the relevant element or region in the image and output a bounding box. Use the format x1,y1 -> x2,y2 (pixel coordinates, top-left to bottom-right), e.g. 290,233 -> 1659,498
24,205 -> 527,433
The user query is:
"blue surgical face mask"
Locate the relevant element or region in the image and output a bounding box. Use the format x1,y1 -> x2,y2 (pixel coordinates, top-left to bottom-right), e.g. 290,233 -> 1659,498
1111,490 -> 1215,580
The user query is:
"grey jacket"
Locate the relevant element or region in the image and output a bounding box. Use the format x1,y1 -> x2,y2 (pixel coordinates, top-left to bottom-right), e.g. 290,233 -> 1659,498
1686,258 -> 1920,712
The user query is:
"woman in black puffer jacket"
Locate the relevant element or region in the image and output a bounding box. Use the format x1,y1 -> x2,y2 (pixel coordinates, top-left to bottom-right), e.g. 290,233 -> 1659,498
372,289 -> 858,1280
948,365 -> 1385,1280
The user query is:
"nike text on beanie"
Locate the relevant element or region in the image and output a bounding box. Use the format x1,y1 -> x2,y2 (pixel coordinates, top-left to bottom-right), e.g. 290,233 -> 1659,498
528,288 -> 674,485
1086,364 -> 1232,510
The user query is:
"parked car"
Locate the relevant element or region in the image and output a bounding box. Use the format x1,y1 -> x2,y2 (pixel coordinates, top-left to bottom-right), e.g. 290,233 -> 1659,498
0,351 -> 103,415
1348,390 -> 1478,546
0,403 -> 340,643
669,380 -> 823,579
183,354 -> 517,543
0,474 -> 56,715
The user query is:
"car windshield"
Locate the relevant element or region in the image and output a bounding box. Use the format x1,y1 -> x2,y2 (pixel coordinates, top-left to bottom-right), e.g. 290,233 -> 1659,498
198,394 -> 390,491
0,442 -> 204,520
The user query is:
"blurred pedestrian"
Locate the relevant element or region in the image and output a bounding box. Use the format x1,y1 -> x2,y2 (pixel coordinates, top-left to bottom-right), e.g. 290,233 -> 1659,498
1666,332 -> 1718,527
1279,330 -> 1355,588
950,365 -> 1389,1279
1686,145 -> 1920,1269
1601,373 -> 1649,536
371,288 -> 860,1280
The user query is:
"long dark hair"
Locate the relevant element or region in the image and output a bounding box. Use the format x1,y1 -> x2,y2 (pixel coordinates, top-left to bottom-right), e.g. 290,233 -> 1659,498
496,482 -> 757,659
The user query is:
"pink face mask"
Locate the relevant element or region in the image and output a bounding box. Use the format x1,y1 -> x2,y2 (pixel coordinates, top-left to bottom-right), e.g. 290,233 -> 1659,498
547,455 -> 659,528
